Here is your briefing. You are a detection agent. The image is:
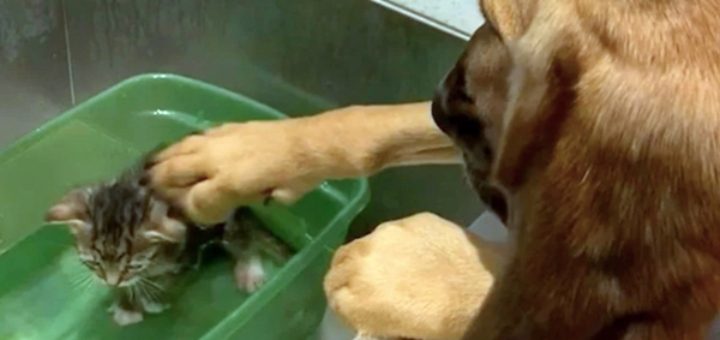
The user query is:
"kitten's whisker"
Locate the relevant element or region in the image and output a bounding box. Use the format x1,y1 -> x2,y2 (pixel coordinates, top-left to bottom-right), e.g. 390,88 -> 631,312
144,284 -> 159,302
131,280 -> 146,298
81,276 -> 93,288
139,278 -> 162,301
70,272 -> 95,291
141,284 -> 156,300
131,283 -> 143,301
86,279 -> 94,289
69,268 -> 90,281
128,285 -> 138,302
138,279 -> 163,300
141,277 -> 164,292
134,281 -> 148,299
69,275 -> 86,286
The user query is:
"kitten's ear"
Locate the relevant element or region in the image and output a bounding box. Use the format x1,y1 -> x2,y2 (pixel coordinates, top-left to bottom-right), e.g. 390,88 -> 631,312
45,189 -> 91,235
144,201 -> 186,243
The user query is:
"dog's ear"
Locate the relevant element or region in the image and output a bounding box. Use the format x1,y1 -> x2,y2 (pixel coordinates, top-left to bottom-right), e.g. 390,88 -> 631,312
479,0 -> 536,39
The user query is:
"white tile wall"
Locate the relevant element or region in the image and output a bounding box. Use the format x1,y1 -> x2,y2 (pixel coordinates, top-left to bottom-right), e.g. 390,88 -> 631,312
372,0 -> 485,39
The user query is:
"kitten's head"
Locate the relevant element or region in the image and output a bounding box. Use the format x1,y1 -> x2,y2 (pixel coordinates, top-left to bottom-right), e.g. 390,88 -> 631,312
45,173 -> 187,287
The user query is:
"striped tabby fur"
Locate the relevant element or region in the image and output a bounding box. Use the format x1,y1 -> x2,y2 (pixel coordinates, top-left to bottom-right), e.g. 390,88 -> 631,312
46,158 -> 290,326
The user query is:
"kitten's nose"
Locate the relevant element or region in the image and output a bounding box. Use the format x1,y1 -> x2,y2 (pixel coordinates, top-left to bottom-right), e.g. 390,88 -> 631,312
105,271 -> 121,286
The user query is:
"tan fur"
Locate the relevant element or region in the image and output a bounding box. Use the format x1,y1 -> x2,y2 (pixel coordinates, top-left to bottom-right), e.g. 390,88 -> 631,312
150,103 -> 458,224
324,213 -> 504,340
432,0 -> 720,338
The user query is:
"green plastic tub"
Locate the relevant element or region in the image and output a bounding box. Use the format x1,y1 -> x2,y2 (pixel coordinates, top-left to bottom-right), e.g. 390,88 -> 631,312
0,74 -> 369,339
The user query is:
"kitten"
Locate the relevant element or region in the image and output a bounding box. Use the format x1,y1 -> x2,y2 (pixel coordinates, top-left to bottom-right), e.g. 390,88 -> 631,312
45,160 -> 290,326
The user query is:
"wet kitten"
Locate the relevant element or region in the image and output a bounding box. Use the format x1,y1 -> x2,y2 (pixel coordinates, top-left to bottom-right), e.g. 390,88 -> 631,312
45,161 -> 290,326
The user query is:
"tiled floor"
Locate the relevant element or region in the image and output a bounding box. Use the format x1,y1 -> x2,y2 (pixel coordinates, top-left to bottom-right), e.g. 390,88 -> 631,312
316,308 -> 356,340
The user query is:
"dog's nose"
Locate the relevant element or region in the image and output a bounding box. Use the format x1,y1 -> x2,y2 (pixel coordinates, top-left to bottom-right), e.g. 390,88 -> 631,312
431,65 -> 482,140
431,70 -> 454,134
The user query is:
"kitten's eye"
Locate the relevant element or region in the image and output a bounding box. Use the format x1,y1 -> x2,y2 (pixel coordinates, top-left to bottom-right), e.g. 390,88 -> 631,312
128,262 -> 144,271
82,259 -> 100,268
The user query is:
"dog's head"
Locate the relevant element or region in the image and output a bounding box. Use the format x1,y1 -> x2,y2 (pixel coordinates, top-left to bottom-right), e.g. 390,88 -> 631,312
432,0 -> 549,223
433,0 -> 720,226
434,0 -> 720,335
431,20 -> 513,222
433,0 -> 696,225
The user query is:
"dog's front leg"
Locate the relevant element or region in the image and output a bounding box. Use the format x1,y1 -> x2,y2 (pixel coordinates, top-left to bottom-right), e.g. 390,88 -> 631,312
461,246 -> 608,340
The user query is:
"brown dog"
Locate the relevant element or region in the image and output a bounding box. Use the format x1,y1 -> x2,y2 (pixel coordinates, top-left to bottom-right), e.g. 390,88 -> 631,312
433,0 -> 720,338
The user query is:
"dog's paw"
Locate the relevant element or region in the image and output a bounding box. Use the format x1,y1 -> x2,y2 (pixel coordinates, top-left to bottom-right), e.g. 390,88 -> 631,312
234,256 -> 266,293
324,213 -> 499,340
111,306 -> 143,326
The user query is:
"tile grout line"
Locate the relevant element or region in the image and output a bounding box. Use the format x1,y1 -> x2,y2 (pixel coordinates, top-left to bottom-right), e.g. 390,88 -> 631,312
61,0 -> 76,105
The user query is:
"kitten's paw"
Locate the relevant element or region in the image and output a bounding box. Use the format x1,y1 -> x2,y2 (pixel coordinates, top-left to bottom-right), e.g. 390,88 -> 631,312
112,307 -> 143,326
107,301 -> 118,314
142,300 -> 170,314
234,257 -> 266,293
